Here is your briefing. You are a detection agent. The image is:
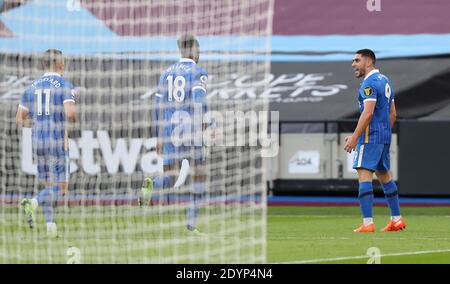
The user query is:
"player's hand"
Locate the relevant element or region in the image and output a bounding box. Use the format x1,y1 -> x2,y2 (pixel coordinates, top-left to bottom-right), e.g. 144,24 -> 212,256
344,135 -> 357,153
23,118 -> 32,128
156,142 -> 163,155
60,186 -> 68,196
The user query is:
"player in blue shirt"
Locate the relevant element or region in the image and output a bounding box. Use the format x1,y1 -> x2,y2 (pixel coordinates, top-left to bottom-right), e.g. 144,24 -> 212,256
16,49 -> 77,238
345,49 -> 406,233
139,35 -> 208,235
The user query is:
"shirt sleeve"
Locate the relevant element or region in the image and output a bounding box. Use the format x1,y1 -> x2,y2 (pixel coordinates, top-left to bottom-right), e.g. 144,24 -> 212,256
62,81 -> 76,104
192,69 -> 208,113
19,88 -> 31,111
360,82 -> 377,102
389,82 -> 395,104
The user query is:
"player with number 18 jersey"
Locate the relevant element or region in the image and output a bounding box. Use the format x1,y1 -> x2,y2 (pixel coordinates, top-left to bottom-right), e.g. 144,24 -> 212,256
155,57 -> 208,165
140,36 -> 208,235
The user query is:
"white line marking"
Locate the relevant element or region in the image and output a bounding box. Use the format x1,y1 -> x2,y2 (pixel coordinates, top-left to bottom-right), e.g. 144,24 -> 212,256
270,237 -> 450,241
269,237 -> 351,240
269,215 -> 353,218
274,249 -> 450,264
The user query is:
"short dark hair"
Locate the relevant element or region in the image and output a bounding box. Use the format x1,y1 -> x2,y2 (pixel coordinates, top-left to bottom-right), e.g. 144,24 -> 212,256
177,35 -> 199,50
41,49 -> 63,70
356,49 -> 376,64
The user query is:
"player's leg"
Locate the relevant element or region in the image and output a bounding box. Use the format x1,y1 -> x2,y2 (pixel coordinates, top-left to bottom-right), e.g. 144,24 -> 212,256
138,143 -> 176,206
376,144 -> 406,231
355,168 -> 374,230
20,198 -> 37,229
164,145 -> 205,234
37,154 -> 68,237
20,154 -> 49,229
139,165 -> 176,206
37,182 -> 62,237
187,161 -> 206,235
352,144 -> 380,232
376,171 -> 406,231
376,171 -> 401,218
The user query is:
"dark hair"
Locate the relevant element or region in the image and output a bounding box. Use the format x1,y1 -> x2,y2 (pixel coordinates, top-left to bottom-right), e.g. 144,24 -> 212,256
41,49 -> 63,70
177,35 -> 199,50
356,49 -> 376,64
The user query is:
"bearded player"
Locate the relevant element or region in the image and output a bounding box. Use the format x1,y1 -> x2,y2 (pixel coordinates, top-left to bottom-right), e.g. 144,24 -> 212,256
345,49 -> 406,233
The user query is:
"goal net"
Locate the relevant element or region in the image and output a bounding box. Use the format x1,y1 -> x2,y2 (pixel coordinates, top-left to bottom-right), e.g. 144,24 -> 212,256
0,0 -> 273,263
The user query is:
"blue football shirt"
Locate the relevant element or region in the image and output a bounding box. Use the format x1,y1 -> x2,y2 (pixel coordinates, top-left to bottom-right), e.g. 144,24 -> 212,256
357,69 -> 394,144
154,58 -> 208,146
19,72 -> 76,155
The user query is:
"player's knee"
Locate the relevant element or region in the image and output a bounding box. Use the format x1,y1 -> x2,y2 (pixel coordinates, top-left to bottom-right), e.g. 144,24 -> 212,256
164,164 -> 178,177
58,182 -> 67,190
193,174 -> 206,183
376,171 -> 391,184
38,187 -> 55,205
153,175 -> 174,189
357,168 -> 373,182
164,164 -> 175,172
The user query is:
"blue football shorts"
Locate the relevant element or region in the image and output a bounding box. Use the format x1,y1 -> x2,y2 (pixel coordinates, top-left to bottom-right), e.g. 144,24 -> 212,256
352,143 -> 390,172
36,152 -> 70,183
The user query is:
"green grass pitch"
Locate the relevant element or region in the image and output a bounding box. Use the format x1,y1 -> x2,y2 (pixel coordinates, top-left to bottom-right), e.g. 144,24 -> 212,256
1,205 -> 450,263
268,206 -> 450,264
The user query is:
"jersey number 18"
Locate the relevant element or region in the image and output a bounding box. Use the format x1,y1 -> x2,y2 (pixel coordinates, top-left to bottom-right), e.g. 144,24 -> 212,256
167,75 -> 186,102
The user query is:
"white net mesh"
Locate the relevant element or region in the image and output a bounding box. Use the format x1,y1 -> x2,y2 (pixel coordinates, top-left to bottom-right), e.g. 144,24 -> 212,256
0,0 -> 273,263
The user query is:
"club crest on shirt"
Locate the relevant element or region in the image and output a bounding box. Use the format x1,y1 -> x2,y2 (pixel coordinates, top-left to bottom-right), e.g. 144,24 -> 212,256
364,87 -> 372,96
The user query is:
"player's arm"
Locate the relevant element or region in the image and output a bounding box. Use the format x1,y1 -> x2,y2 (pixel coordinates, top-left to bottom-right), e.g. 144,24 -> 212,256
347,100 -> 375,143
344,93 -> 376,153
64,101 -> 77,123
192,71 -> 208,129
63,100 -> 76,152
390,100 -> 397,129
16,89 -> 32,128
63,85 -> 77,123
62,86 -> 77,153
16,106 -> 31,128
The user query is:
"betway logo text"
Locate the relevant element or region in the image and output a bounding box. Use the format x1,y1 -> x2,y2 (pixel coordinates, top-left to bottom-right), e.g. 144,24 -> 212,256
21,128 -> 163,175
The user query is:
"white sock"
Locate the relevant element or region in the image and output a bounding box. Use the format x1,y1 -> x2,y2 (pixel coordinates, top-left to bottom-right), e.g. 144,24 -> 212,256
174,159 -> 190,188
47,222 -> 57,233
363,218 -> 373,226
30,198 -> 38,211
391,216 -> 402,222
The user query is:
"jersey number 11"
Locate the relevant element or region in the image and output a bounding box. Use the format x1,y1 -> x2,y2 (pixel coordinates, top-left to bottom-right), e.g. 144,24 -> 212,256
35,89 -> 51,116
